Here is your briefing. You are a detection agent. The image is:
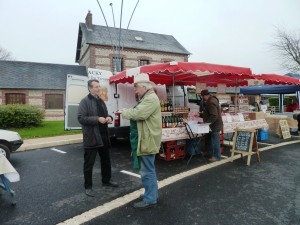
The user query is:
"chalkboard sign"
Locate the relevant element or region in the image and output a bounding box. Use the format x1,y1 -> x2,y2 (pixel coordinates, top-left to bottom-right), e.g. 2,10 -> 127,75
234,130 -> 252,151
230,129 -> 259,166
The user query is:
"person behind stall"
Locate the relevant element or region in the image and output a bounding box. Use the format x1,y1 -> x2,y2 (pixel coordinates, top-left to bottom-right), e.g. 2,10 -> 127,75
200,89 -> 223,162
286,98 -> 298,112
119,73 -> 162,209
293,113 -> 300,132
252,101 -> 260,112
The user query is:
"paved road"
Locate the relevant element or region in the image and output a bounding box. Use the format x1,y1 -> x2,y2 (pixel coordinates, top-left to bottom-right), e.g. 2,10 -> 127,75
1,133 -> 300,225
85,143 -> 300,225
0,140 -> 212,225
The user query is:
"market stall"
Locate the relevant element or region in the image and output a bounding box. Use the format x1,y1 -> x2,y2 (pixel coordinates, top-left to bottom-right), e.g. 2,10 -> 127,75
239,74 -> 300,137
240,74 -> 300,113
109,61 -> 256,161
265,113 -> 298,136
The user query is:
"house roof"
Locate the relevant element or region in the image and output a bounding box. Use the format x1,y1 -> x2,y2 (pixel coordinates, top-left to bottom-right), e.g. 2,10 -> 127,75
0,60 -> 87,90
76,23 -> 191,62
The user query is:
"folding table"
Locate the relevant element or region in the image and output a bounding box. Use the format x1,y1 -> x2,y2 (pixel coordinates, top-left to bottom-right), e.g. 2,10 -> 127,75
184,122 -> 209,165
0,155 -> 20,205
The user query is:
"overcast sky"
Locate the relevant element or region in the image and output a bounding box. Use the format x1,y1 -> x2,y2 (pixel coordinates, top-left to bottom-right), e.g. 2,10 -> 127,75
0,0 -> 299,75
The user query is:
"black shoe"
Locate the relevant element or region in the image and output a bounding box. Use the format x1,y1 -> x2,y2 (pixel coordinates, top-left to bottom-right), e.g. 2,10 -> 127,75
85,188 -> 95,197
102,181 -> 118,187
133,201 -> 157,209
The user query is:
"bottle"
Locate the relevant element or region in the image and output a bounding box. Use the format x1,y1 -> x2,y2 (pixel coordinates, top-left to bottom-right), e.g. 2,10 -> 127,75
162,116 -> 165,128
173,114 -> 176,127
164,100 -> 168,112
167,100 -> 171,112
167,116 -> 171,128
179,114 -> 183,126
175,115 -> 178,127
170,101 -> 173,112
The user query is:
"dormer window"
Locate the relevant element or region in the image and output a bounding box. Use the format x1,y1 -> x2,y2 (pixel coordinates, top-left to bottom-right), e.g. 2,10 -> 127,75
135,36 -> 143,41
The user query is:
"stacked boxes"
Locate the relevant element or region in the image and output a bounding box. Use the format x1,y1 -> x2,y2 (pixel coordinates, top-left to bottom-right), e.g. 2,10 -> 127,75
158,140 -> 186,161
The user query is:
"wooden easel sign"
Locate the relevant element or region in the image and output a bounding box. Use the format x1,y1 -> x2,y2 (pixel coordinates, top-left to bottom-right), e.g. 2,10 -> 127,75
279,119 -> 291,139
230,129 -> 260,166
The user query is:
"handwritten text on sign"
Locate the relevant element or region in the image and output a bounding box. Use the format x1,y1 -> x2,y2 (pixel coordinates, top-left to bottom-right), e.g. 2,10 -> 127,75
235,131 -> 251,151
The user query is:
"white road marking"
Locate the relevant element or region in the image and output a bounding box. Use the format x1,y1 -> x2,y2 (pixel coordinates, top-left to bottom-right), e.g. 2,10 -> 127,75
120,170 -> 141,178
50,148 -> 66,154
57,139 -> 300,225
257,142 -> 273,146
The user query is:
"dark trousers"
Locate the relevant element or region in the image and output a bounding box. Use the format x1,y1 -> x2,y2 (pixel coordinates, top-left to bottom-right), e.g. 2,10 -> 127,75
297,114 -> 300,131
83,144 -> 111,189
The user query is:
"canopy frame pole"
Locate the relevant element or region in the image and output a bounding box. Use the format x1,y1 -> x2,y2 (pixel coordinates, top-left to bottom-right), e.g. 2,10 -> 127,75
172,73 -> 175,113
297,91 -> 300,109
235,79 -> 238,114
279,94 -> 284,113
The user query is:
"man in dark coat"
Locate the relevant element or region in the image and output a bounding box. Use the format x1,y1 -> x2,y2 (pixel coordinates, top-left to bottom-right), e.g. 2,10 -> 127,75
200,89 -> 223,162
78,79 -> 118,197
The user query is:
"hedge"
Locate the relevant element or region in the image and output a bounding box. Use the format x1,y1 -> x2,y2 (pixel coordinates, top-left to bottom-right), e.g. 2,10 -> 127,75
0,104 -> 44,129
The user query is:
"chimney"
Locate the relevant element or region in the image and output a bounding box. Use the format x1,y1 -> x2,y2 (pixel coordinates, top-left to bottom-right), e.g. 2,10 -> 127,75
85,10 -> 93,30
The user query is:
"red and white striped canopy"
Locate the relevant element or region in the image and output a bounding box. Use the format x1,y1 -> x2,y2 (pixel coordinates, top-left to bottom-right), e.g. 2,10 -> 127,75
109,61 -> 254,86
256,74 -> 300,85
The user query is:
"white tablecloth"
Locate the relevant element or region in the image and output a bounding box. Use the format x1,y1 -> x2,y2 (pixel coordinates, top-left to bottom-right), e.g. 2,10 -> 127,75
223,119 -> 269,133
0,155 -> 20,182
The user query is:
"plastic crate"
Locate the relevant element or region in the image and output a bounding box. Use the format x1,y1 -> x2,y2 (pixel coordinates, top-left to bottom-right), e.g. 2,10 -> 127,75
257,129 -> 268,141
158,144 -> 185,161
176,144 -> 186,158
165,141 -> 177,147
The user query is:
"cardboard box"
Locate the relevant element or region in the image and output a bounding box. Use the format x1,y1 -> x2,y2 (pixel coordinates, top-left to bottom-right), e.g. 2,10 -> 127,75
248,112 -> 266,120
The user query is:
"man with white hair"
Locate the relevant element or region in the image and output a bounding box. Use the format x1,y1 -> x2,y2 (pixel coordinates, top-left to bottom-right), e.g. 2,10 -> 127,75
120,73 -> 162,209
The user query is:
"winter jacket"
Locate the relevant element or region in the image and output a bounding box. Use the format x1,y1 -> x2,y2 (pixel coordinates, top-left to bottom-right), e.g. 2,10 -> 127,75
122,90 -> 162,156
203,95 -> 223,132
77,94 -> 111,148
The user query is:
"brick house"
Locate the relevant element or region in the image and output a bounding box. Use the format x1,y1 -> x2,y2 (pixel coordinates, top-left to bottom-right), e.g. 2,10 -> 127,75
75,11 -> 190,72
0,61 -> 87,120
0,11 -> 190,120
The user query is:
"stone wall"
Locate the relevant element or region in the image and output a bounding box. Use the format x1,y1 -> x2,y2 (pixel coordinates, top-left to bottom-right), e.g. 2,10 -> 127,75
82,45 -> 188,71
0,89 -> 65,121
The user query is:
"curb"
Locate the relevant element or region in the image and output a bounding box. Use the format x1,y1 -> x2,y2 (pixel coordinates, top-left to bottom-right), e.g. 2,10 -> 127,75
17,135 -> 83,152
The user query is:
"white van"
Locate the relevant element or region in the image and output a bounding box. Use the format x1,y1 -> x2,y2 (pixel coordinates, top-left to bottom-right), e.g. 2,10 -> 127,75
65,68 -> 199,139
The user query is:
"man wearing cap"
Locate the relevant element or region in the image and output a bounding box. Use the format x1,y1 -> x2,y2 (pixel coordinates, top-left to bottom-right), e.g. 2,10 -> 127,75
119,73 -> 162,209
200,89 -> 223,162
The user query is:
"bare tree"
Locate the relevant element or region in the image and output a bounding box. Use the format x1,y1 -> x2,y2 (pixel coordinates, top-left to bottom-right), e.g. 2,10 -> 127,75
271,28 -> 300,73
0,46 -> 14,60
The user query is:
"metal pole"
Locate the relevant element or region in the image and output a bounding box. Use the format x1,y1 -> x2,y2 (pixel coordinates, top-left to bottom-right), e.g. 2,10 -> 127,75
109,3 -> 116,28
120,0 -> 140,61
126,0 -> 140,30
96,0 -> 117,72
117,0 -> 124,72
235,79 -> 238,114
173,73 -> 175,112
